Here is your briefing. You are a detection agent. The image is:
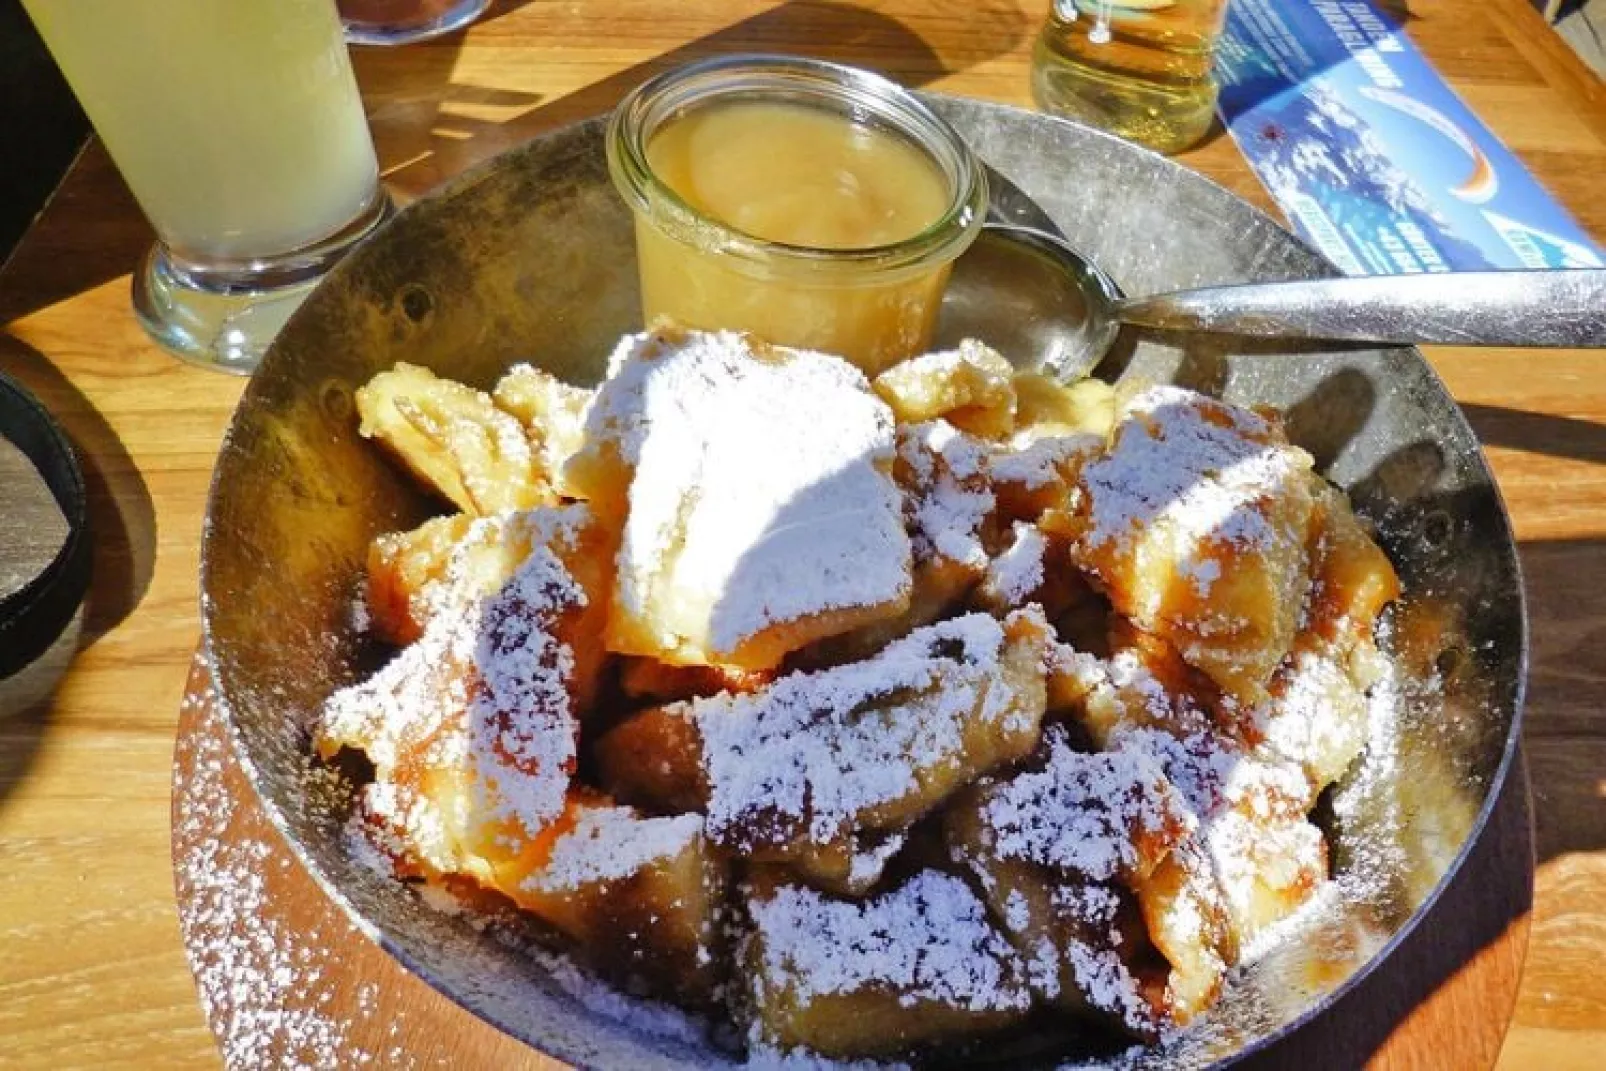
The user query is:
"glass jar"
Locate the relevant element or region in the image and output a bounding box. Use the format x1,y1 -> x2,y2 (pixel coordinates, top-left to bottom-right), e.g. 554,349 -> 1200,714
606,55 -> 988,377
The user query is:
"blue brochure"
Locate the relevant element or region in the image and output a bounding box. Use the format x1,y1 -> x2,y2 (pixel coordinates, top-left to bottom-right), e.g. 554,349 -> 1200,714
1217,0 -> 1605,274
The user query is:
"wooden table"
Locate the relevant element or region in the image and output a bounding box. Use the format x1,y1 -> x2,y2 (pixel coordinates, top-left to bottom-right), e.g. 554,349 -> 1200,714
1,1 -> 1602,1067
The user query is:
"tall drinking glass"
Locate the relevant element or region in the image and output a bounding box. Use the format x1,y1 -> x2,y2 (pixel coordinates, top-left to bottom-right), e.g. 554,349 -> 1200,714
1032,0 -> 1232,154
20,0 -> 391,373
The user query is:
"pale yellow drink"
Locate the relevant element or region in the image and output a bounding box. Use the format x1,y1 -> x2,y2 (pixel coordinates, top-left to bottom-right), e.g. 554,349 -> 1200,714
1033,0 -> 1231,154
21,0 -> 379,263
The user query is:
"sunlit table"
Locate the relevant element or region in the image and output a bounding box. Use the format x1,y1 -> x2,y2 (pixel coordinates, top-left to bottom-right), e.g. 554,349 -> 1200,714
1,1 -> 1603,1067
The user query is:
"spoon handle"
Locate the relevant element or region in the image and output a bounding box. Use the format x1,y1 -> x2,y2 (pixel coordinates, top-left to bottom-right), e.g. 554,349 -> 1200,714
1118,269 -> 1606,348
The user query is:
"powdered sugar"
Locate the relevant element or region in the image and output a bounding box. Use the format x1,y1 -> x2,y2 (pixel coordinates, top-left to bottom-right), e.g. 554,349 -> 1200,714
897,420 -> 995,570
1078,387 -> 1311,563
747,871 -> 1032,1011
524,806 -> 703,893
1070,388 -> 1316,695
317,510 -> 587,860
1063,938 -> 1157,1036
1253,644 -> 1369,785
983,522 -> 1049,608
584,327 -> 910,664
695,613 -> 1021,848
991,433 -> 1101,491
1110,723 -> 1326,943
980,725 -> 1191,882
175,674 -> 417,1068
845,830 -> 909,890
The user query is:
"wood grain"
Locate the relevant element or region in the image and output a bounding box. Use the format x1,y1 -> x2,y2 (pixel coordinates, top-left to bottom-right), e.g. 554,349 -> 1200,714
0,0 -> 1602,1066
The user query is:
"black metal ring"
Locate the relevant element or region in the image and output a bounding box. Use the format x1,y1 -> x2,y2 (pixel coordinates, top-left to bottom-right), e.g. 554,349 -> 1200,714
0,369 -> 90,679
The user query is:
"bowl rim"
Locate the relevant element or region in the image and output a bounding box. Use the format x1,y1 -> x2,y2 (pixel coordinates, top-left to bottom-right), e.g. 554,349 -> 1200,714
198,91 -> 1531,1069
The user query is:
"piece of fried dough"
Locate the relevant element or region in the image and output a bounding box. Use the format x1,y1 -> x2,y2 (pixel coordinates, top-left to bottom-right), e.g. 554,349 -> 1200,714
1067,386 -> 1318,705
697,610 -> 1050,865
364,512 -> 473,646
491,363 -> 594,500
872,339 -> 1018,440
505,793 -> 727,1005
318,515 -> 594,883
742,868 -> 1033,1058
356,362 -> 552,514
566,325 -> 912,671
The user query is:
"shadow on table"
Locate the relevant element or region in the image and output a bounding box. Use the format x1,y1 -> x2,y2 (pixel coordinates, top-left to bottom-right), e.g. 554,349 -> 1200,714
0,143 -> 152,328
1463,402 -> 1606,468
1460,402 -> 1606,861
1513,536 -> 1606,863
0,332 -> 156,809
376,0 -> 1028,196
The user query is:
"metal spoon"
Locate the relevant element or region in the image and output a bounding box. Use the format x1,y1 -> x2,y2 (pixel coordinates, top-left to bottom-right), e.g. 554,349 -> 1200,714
940,222 -> 1606,381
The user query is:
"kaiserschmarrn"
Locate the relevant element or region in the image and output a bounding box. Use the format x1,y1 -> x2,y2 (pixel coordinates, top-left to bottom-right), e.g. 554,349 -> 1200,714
313,323 -> 1401,1065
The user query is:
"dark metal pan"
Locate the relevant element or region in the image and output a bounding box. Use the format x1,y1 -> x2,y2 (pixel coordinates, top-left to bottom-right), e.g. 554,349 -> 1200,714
201,97 -> 1526,1068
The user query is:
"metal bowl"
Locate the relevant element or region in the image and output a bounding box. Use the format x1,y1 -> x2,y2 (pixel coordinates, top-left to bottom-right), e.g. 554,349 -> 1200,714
201,97 -> 1526,1068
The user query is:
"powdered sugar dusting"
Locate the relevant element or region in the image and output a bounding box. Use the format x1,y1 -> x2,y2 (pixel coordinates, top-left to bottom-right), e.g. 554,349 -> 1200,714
524,807 -> 703,893
1078,387 -> 1310,563
519,945 -> 712,1048
1253,644 -> 1368,784
316,511 -> 586,864
694,613 -> 1017,848
1053,885 -> 1160,1036
991,433 -> 1100,490
747,871 -> 1032,1011
846,830 -> 909,889
897,420 -> 995,570
175,670 -> 417,1068
980,725 -> 1191,882
983,522 -> 1049,608
584,327 -> 910,663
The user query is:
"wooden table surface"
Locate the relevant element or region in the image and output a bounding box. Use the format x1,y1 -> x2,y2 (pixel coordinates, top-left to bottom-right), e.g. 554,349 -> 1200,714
1,1 -> 1602,1067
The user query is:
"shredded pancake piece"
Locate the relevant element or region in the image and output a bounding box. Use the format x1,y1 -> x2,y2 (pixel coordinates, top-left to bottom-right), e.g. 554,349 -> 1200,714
743,869 -> 1033,1057
970,725 -> 1192,885
317,509 -> 595,880
695,609 -> 1049,860
896,419 -> 997,573
568,326 -> 912,671
1068,386 -> 1317,704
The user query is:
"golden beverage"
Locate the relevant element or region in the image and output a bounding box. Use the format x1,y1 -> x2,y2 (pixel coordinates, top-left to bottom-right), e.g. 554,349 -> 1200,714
21,0 -> 379,263
1032,0 -> 1230,154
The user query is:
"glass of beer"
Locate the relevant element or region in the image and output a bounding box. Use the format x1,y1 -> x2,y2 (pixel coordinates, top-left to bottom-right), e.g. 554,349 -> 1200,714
606,56 -> 988,377
1032,0 -> 1232,154
337,0 -> 490,46
20,0 -> 391,373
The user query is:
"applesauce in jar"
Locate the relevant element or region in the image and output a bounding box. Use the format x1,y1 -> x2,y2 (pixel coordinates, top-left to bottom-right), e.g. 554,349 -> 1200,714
607,56 -> 988,376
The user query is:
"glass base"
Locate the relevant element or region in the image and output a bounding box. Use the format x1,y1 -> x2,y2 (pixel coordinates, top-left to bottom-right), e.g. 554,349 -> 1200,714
132,187 -> 392,375
341,0 -> 490,46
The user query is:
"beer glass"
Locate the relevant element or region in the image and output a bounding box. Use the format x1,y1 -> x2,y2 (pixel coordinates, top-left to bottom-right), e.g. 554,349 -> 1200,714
1032,0 -> 1233,154
20,0 -> 391,373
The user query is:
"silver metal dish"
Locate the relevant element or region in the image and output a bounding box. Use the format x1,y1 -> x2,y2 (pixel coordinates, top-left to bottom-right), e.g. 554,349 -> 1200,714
201,97 -> 1526,1068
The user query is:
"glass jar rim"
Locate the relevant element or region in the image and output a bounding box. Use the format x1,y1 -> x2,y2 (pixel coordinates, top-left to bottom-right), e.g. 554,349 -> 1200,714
605,54 -> 988,281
